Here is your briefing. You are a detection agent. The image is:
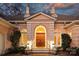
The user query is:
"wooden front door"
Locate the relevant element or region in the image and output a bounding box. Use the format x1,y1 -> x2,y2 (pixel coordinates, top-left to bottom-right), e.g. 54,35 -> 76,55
36,33 -> 45,47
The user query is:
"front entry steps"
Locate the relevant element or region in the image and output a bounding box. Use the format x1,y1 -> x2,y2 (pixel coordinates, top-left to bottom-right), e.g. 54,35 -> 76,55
26,49 -> 54,56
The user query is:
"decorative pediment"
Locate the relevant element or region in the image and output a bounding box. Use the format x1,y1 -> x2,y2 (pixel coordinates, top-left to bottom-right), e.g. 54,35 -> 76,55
24,12 -> 56,22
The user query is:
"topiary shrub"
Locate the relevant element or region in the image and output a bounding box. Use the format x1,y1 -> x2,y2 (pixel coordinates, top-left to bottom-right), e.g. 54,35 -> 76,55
61,33 -> 72,51
2,28 -> 23,55
10,28 -> 21,48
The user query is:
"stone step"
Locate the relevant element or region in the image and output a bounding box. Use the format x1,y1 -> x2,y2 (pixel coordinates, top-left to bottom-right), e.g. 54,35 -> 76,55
32,49 -> 50,53
30,50 -> 53,56
31,54 -> 50,56
25,49 -> 54,56
32,48 -> 49,51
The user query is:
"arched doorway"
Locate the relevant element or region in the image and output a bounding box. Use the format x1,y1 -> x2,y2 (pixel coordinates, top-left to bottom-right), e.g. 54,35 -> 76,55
35,25 -> 46,47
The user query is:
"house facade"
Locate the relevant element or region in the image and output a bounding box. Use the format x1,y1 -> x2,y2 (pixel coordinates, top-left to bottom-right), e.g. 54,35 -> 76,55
9,6 -> 79,51
0,6 -> 79,54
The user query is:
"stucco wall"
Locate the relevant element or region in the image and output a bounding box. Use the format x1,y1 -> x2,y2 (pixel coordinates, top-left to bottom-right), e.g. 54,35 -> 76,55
0,25 -> 12,54
0,18 -> 15,55
54,23 -> 65,33
65,24 -> 79,47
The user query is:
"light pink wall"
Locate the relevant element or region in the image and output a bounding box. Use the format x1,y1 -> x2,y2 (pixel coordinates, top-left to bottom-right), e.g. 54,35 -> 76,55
0,24 -> 13,52
66,25 -> 79,47
54,23 -> 65,33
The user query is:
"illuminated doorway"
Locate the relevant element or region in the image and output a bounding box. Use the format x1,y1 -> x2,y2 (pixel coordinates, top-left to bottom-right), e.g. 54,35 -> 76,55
35,25 -> 46,47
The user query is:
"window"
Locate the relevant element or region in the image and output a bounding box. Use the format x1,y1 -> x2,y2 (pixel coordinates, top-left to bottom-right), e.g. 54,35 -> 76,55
54,32 -> 61,47
58,35 -> 61,46
19,29 -> 27,46
54,35 -> 56,45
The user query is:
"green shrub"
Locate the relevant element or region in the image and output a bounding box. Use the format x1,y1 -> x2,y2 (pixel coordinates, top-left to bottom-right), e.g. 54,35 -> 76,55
76,48 -> 79,55
10,28 -> 21,48
70,47 -> 77,55
61,33 -> 72,51
2,47 -> 26,56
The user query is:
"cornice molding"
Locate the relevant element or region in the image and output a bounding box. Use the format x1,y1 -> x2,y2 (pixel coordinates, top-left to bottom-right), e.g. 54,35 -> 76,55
64,20 -> 79,29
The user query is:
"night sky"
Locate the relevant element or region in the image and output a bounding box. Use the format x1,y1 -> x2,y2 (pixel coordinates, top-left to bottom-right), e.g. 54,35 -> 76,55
0,3 -> 79,20
28,3 -> 79,16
